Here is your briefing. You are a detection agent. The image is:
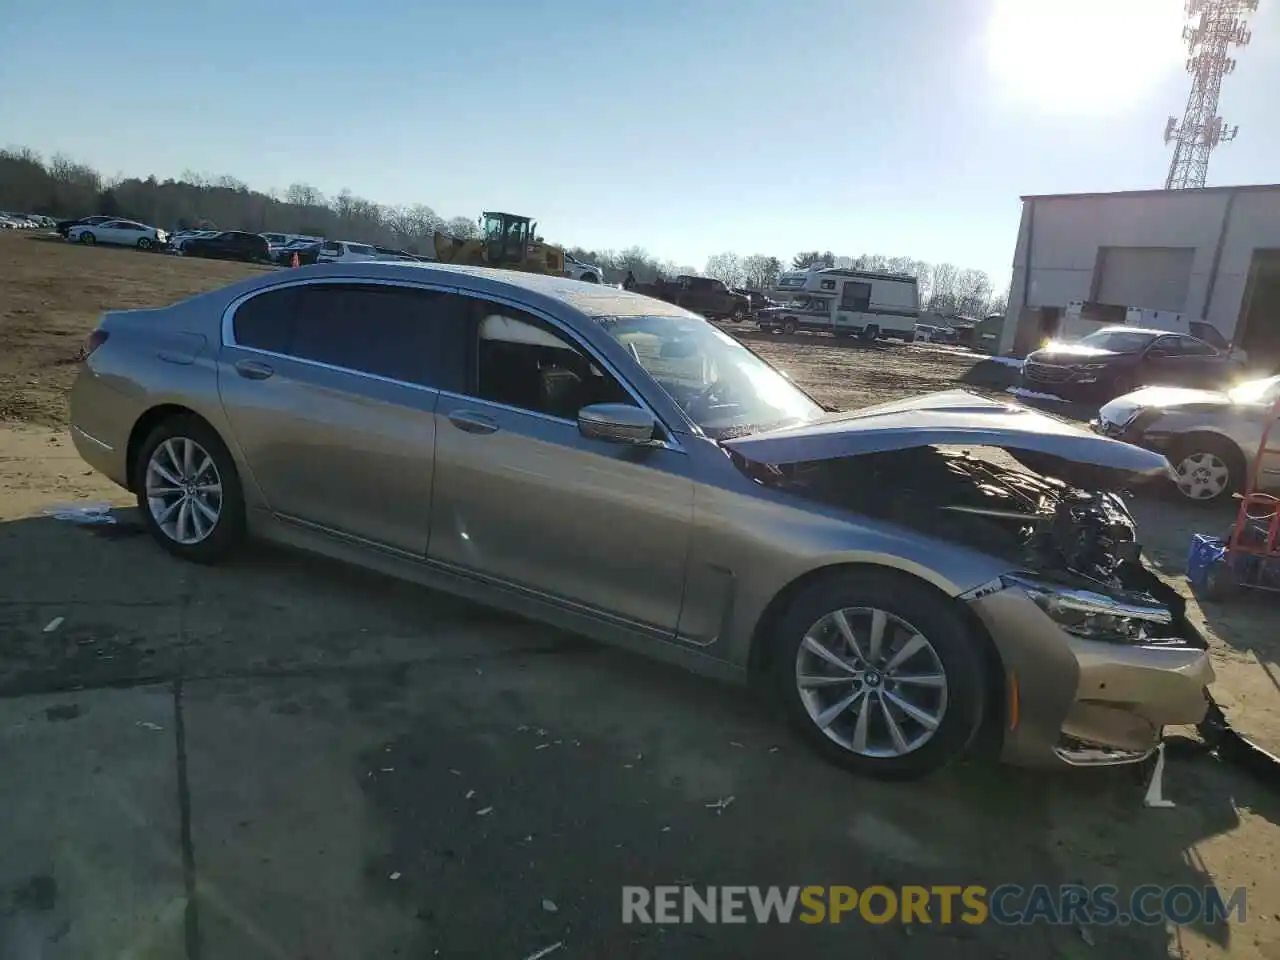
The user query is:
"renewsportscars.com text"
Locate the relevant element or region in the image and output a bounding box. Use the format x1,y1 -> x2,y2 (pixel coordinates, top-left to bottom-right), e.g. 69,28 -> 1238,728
621,884 -> 1247,926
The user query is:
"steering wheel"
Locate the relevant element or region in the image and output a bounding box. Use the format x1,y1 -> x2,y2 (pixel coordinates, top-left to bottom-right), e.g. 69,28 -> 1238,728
685,378 -> 732,418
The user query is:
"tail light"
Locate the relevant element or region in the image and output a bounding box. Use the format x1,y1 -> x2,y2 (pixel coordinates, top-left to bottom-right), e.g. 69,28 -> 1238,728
80,329 -> 109,360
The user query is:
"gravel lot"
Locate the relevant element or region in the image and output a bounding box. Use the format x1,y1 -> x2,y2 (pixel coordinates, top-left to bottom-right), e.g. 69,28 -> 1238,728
2,231 -> 1279,958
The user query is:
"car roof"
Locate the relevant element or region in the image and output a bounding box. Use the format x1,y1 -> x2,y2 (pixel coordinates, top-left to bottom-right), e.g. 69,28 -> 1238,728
234,261 -> 699,320
1094,326 -> 1167,337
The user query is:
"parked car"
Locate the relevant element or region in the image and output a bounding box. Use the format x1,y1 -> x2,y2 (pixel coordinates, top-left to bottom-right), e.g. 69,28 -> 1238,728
1093,374 -> 1280,504
0,212 -> 37,228
67,219 -> 168,250
69,262 -> 1213,780
634,275 -> 751,321
315,240 -> 378,263
1021,326 -> 1241,405
170,230 -> 218,251
274,239 -> 323,266
732,288 -> 778,316
180,231 -> 271,263
57,215 -> 115,237
373,245 -> 431,263
564,252 -> 603,283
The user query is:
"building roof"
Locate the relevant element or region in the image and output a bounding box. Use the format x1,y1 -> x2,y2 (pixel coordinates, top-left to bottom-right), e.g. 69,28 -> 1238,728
1020,183 -> 1280,202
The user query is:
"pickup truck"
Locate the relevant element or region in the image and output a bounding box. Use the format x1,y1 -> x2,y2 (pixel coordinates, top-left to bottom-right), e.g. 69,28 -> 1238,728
633,275 -> 751,321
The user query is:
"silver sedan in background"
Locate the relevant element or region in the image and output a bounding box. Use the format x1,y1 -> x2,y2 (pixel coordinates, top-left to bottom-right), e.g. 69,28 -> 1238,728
70,262 -> 1213,779
1094,375 -> 1280,504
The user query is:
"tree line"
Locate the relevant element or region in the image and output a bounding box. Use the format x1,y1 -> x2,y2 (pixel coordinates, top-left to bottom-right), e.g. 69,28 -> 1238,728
0,145 -> 1006,317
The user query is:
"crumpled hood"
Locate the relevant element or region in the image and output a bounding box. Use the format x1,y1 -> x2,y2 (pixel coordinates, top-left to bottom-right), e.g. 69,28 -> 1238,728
724,389 -> 1172,488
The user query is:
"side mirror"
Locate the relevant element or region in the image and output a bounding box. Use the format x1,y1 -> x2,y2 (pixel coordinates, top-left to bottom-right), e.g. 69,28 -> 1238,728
578,403 -> 660,445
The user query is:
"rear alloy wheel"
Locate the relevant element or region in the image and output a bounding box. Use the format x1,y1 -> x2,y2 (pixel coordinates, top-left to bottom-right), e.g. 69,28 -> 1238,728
1171,442 -> 1240,504
79,232 -> 96,245
135,416 -> 246,563
774,571 -> 985,779
137,237 -> 153,251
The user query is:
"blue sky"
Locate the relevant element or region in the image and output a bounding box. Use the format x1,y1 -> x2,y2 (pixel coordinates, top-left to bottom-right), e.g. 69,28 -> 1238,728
2,0 -> 1277,284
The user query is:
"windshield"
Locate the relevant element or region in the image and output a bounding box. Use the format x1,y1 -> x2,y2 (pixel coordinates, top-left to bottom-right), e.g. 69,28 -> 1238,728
596,314 -> 825,439
1075,329 -> 1156,353
1228,375 -> 1280,405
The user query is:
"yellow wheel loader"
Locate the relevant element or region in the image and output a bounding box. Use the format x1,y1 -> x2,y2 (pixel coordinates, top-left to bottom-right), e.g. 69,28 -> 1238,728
433,211 -> 566,276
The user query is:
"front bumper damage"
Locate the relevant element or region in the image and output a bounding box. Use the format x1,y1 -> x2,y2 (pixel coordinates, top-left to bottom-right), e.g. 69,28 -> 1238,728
967,584 -> 1213,768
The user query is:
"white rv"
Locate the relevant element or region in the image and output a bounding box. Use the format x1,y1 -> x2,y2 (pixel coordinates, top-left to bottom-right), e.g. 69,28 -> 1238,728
759,268 -> 919,340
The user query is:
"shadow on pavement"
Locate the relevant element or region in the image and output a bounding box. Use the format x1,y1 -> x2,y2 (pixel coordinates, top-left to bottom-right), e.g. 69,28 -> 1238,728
0,508 -> 1271,956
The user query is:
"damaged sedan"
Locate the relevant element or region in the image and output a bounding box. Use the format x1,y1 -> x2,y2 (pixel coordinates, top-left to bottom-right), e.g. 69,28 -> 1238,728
69,262 -> 1213,780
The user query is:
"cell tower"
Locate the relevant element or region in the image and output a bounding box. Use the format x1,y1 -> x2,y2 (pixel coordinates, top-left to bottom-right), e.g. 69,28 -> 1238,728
1163,0 -> 1258,189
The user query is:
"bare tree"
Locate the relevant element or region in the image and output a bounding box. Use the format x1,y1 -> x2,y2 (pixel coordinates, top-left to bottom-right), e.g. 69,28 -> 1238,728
741,254 -> 782,290
445,215 -> 479,240
705,252 -> 745,287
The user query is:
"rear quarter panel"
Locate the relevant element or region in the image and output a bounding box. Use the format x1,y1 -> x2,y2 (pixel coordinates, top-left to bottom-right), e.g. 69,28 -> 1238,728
71,289 -> 258,495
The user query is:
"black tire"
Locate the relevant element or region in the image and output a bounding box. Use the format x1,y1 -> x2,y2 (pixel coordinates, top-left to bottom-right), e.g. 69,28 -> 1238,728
731,304 -> 747,323
782,319 -> 798,335
772,569 -> 987,780
133,414 -> 247,564
860,324 -> 881,343
1167,434 -> 1245,506
79,232 -> 96,245
137,237 -> 153,251
582,273 -> 600,284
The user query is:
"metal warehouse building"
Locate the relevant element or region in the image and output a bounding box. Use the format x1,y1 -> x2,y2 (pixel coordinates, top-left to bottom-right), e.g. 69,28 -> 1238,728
1001,184 -> 1280,362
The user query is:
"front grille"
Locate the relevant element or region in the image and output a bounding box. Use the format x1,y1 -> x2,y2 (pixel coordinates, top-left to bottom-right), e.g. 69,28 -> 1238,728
1024,362 -> 1072,383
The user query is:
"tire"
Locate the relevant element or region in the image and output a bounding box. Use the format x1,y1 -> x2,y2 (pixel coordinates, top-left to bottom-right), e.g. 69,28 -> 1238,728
860,324 -> 881,343
133,415 -> 247,564
79,232 -> 96,245
137,237 -> 153,251
1168,435 -> 1244,505
772,569 -> 986,780
731,305 -> 747,323
582,273 -> 600,284
782,319 -> 798,335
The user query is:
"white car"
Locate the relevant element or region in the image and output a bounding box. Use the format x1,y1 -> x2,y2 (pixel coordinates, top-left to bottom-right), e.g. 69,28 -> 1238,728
564,252 -> 602,283
0,213 -> 35,228
67,219 -> 168,250
315,240 -> 378,263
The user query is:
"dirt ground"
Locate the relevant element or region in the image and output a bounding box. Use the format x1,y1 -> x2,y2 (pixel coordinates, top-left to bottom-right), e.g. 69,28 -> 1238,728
3,232 -> 1280,958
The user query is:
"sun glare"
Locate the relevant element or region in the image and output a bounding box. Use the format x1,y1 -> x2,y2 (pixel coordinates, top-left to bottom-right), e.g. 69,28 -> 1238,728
986,0 -> 1186,115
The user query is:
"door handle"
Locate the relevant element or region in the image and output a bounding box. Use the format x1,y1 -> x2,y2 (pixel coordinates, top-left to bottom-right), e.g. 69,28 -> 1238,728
448,411 -> 500,435
235,359 -> 275,380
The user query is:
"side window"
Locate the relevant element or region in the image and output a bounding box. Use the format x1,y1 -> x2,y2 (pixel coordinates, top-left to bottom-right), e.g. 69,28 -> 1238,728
470,307 -> 634,420
232,288 -> 298,354
287,284 -> 452,386
840,281 -> 872,311
1179,336 -> 1218,356
1149,336 -> 1180,355
321,241 -> 339,254
820,279 -> 836,290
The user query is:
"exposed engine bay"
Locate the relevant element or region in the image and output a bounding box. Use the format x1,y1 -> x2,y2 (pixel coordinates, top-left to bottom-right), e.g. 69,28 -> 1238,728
732,443 -> 1177,602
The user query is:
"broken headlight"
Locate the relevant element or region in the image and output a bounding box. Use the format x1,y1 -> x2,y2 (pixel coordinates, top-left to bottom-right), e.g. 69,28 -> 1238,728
1003,573 -> 1172,643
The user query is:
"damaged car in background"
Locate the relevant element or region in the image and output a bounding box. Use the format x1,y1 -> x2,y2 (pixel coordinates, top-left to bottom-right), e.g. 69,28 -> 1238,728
69,263 -> 1213,780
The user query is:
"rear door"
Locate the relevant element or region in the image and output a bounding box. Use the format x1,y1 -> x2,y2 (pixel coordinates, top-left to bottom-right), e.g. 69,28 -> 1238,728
1143,335 -> 1226,388
217,280 -> 466,553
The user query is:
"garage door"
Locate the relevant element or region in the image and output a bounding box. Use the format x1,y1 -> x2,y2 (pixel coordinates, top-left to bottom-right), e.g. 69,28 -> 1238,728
1095,246 -> 1195,312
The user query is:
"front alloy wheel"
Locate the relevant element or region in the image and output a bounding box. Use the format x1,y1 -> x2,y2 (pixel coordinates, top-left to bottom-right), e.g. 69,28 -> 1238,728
773,570 -> 985,779
795,608 -> 948,758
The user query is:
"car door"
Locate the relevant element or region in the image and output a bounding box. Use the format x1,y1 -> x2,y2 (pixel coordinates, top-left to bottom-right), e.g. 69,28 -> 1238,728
1143,336 -> 1221,388
217,280 -> 465,553
428,296 -> 694,636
